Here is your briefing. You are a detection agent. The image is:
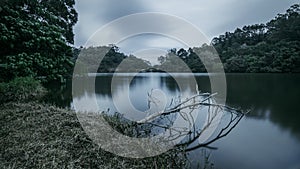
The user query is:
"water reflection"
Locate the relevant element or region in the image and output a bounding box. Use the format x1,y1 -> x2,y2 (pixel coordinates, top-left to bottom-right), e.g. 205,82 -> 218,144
45,73 -> 300,137
225,74 -> 300,137
93,73 -> 181,114
43,82 -> 72,107
45,73 -> 300,169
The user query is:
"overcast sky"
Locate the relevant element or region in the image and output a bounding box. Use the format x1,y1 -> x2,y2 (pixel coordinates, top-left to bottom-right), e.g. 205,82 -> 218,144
74,0 -> 298,64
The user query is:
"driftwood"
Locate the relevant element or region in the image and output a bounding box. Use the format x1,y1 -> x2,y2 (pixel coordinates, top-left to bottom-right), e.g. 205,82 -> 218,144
137,93 -> 218,124
135,92 -> 248,152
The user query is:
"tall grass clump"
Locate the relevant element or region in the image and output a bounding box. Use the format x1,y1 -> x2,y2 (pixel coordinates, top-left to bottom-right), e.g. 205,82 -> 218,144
0,76 -> 46,103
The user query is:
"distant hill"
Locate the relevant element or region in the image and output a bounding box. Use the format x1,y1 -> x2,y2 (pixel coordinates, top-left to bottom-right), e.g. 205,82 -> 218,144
74,46 -> 151,73
74,4 -> 300,73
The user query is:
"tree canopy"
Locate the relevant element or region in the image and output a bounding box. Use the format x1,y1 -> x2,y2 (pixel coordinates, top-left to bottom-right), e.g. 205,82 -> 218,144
0,0 -> 78,82
75,46 -> 151,74
212,4 -> 300,73
158,4 -> 300,73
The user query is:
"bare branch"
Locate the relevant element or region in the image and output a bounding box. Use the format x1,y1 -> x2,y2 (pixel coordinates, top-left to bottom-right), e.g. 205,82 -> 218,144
138,93 -> 219,124
112,92 -> 248,153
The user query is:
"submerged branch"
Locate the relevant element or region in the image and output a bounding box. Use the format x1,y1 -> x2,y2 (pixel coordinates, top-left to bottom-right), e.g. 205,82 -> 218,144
105,92 -> 248,153
138,93 -> 226,124
134,92 -> 248,152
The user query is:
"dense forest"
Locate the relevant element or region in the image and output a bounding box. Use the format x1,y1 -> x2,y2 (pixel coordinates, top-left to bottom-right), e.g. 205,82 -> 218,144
0,0 -> 78,82
214,3 -> 300,73
1,3 -> 299,83
74,45 -> 150,74
159,4 -> 300,73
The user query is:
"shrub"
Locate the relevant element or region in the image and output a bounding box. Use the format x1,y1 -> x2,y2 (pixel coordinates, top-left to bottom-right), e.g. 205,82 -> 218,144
0,76 -> 46,103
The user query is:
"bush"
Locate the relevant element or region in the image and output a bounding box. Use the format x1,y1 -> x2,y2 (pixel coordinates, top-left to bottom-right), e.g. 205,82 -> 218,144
0,77 -> 46,103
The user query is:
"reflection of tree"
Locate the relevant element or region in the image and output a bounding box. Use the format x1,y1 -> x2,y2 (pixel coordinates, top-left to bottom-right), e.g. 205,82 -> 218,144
95,75 -> 113,96
160,75 -> 211,94
73,75 -> 135,98
189,149 -> 216,169
225,74 -> 300,137
43,81 -> 72,108
71,74 -> 213,107
160,75 -> 180,92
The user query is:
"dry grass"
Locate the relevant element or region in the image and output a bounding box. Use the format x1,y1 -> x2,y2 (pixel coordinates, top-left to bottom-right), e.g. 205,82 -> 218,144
0,102 -> 189,169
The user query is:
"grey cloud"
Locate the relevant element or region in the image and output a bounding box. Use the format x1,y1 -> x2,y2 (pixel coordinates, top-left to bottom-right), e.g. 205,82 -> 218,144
74,0 -> 149,46
204,0 -> 299,39
74,0 -> 299,47
95,0 -> 147,22
85,13 -> 209,51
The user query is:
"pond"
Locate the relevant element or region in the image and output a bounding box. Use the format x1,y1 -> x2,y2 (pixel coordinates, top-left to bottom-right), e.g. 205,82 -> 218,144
45,73 -> 300,169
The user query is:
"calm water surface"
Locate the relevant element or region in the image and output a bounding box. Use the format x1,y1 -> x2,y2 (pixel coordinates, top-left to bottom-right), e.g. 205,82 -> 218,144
45,73 -> 300,169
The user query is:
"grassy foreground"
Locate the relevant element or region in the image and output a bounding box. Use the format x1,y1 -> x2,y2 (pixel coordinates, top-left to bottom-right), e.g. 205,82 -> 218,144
0,101 -> 188,169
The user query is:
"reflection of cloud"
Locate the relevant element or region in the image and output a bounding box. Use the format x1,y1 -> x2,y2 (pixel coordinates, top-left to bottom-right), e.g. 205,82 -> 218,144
74,0 -> 298,47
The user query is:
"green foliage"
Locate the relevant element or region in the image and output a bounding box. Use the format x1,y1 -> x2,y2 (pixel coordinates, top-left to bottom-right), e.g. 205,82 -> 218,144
159,49 -> 193,72
76,46 -> 150,73
211,3 -> 300,73
158,45 -> 221,72
0,77 -> 46,103
267,4 -> 300,42
159,4 -> 300,73
115,55 -> 151,72
0,1 -> 77,82
98,46 -> 128,72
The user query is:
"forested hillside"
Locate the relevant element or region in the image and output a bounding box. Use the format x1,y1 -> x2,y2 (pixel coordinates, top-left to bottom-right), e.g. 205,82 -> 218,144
213,4 -> 300,72
74,46 -> 150,73
159,4 -> 300,73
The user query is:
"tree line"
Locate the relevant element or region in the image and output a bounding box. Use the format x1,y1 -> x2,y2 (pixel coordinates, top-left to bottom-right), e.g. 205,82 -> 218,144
159,4 -> 300,73
1,3 -> 299,83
